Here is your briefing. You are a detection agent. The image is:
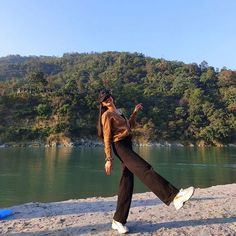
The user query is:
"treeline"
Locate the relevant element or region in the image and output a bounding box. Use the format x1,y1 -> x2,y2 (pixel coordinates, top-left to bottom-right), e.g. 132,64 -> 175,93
0,52 -> 235,146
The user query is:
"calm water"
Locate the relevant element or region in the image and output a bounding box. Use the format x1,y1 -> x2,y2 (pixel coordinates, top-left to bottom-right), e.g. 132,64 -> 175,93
0,146 -> 235,207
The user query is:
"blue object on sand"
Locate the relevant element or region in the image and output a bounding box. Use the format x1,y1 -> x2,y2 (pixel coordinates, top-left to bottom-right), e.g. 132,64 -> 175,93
0,209 -> 13,219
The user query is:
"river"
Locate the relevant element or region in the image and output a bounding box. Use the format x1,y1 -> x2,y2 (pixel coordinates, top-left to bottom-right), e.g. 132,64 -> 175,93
0,146 -> 235,207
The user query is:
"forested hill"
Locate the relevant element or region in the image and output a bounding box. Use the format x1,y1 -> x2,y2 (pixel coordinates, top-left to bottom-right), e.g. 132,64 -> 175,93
0,52 -> 235,146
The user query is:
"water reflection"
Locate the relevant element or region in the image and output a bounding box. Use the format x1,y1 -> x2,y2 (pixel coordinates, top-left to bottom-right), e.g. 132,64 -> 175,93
136,146 -> 152,161
136,147 -> 236,189
0,146 -> 235,207
45,146 -> 73,161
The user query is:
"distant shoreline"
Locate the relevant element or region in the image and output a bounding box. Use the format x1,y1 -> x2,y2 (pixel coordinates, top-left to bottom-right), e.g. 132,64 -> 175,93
1,139 -> 236,148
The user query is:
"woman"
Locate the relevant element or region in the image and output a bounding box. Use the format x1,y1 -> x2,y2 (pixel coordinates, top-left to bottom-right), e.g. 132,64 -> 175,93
97,89 -> 194,234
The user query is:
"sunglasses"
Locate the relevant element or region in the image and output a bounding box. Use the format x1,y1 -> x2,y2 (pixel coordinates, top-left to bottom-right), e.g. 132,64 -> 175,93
102,95 -> 111,102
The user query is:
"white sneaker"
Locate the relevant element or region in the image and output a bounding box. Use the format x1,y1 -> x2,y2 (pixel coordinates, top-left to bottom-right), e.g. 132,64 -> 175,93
173,186 -> 195,210
112,219 -> 129,234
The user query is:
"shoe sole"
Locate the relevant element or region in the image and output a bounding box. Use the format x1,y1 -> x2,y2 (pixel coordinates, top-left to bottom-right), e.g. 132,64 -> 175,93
182,187 -> 195,207
175,187 -> 195,210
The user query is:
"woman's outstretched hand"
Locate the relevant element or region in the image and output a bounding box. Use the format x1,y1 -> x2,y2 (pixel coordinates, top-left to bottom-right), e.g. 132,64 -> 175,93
134,103 -> 143,113
105,160 -> 113,175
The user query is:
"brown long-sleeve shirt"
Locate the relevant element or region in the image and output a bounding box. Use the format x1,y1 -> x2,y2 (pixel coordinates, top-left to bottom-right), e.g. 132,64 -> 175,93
101,109 -> 137,159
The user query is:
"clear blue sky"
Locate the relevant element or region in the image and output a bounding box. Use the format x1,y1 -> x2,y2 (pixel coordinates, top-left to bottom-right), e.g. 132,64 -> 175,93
0,0 -> 235,69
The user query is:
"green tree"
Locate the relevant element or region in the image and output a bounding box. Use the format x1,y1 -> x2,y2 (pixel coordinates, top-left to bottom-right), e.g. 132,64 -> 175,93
27,71 -> 48,91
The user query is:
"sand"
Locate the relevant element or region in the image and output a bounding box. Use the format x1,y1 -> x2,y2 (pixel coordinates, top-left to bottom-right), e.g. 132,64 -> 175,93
0,184 -> 236,235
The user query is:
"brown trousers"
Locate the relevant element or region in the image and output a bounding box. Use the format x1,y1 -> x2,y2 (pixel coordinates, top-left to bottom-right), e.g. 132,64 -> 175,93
112,136 -> 179,224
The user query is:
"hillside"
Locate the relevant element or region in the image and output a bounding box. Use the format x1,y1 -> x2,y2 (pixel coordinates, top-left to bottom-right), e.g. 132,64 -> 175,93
0,52 -> 235,146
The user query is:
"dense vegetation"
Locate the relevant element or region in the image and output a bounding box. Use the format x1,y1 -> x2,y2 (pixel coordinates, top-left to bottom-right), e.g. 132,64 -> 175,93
0,52 -> 235,146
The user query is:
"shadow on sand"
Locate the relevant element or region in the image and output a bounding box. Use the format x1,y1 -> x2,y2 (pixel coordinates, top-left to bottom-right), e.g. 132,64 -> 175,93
6,196 -> 222,221
4,216 -> 236,235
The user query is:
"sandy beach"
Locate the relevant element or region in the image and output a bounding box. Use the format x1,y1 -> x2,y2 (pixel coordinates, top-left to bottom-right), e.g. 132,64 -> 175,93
0,184 -> 236,235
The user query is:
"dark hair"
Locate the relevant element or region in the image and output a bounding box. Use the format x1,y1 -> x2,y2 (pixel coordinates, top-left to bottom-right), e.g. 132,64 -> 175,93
98,89 -> 111,103
97,89 -> 111,139
97,104 -> 108,138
